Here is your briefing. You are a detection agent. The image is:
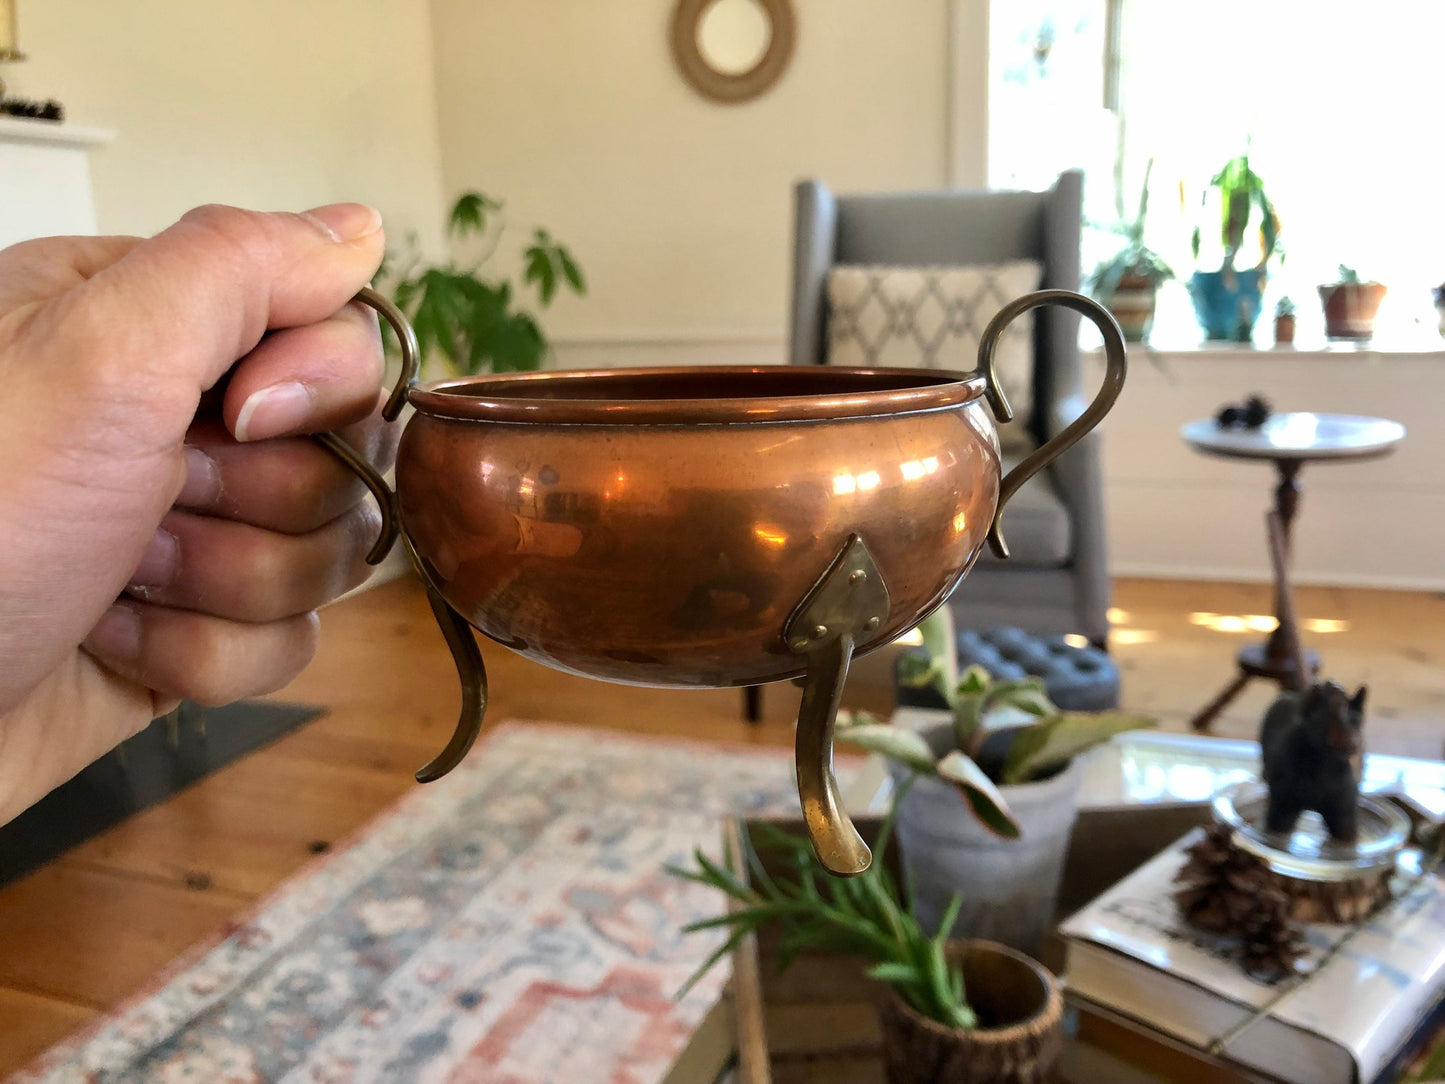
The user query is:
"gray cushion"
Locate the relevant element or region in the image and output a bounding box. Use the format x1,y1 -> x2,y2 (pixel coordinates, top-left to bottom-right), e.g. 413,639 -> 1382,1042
892,627 -> 1119,712
977,455 -> 1071,567
956,627 -> 1118,712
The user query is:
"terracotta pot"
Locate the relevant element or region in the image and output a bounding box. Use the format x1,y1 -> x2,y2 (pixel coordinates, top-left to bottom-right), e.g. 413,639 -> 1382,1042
877,940 -> 1064,1084
1274,313 -> 1296,345
1319,281 -> 1387,340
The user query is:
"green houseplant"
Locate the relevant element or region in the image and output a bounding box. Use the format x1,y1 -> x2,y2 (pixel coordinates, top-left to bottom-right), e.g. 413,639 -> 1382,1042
1187,154 -> 1281,342
1319,265 -> 1387,341
671,807 -> 1065,1083
836,607 -> 1151,952
1088,158 -> 1174,343
382,191 -> 585,374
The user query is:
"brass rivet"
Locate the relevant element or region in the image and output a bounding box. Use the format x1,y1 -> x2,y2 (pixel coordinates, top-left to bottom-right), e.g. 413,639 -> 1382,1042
810,624 -> 828,640
849,570 -> 868,586
864,617 -> 880,632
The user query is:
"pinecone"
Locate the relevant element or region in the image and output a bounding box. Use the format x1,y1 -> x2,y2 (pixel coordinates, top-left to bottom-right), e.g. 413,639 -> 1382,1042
1174,824 -> 1306,982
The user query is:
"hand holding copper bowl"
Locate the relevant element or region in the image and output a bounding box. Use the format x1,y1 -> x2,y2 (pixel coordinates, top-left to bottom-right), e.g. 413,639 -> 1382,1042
334,288 -> 1127,875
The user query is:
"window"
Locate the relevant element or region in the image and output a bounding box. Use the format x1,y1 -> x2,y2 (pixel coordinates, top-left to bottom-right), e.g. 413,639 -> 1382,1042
989,0 -> 1445,344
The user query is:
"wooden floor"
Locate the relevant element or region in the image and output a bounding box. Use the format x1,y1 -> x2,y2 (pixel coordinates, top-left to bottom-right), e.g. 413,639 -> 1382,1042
1,575 -> 1442,1072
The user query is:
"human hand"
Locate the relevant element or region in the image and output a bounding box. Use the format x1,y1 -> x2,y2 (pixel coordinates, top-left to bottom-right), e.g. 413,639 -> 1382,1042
0,203 -> 393,824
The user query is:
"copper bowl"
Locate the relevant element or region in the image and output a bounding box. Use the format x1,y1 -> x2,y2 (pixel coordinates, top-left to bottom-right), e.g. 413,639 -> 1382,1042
329,290 -> 1127,875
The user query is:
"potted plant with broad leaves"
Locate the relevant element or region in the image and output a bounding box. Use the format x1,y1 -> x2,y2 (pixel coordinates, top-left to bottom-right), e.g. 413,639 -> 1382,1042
1088,158 -> 1174,343
670,806 -> 1065,1084
837,607 -> 1152,954
1319,265 -> 1388,341
382,190 -> 585,375
1187,154 -> 1281,342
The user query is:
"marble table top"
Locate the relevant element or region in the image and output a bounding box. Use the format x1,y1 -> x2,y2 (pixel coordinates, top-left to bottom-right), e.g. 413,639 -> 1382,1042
1181,412 -> 1406,462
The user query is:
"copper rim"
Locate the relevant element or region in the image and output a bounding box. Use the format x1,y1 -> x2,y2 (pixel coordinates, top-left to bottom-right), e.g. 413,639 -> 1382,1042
406,366 -> 987,425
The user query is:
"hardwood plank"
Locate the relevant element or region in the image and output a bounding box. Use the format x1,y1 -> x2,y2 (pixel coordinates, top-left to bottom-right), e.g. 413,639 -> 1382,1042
57,753 -> 411,898
0,864 -> 243,1007
0,987 -> 95,1073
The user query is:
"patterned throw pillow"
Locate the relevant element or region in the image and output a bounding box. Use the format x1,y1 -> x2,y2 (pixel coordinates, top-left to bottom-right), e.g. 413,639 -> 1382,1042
826,261 -> 1043,451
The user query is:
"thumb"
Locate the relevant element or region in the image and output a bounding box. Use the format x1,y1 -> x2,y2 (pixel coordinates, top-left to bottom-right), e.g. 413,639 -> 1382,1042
33,203 -> 384,437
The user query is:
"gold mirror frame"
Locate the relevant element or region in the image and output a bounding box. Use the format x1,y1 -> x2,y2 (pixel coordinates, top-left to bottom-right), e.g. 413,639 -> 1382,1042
670,0 -> 796,105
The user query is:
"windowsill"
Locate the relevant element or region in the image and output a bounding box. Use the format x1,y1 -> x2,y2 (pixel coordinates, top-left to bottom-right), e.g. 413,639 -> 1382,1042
1085,335 -> 1445,361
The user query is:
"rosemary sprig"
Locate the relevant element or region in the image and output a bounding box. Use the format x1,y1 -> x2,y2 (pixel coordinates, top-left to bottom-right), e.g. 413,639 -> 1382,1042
667,780 -> 978,1030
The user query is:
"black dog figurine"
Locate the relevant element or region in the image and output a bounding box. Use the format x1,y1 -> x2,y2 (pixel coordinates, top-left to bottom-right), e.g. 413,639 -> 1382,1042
1260,680 -> 1366,843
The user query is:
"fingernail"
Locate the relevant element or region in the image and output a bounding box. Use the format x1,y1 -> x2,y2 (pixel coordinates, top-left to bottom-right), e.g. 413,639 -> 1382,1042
85,604 -> 141,661
178,446 -> 221,507
234,381 -> 312,442
127,527 -> 179,590
301,203 -> 382,243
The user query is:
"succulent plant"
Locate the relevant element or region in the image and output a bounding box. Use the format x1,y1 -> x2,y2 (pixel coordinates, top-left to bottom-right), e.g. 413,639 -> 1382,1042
837,608 -> 1152,838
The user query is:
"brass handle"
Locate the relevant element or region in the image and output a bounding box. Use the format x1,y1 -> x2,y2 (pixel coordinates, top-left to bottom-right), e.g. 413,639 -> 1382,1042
978,289 -> 1127,559
313,287 -> 489,782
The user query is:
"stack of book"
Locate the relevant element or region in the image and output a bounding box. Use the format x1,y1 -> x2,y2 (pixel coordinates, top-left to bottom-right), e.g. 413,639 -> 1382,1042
1060,829 -> 1445,1084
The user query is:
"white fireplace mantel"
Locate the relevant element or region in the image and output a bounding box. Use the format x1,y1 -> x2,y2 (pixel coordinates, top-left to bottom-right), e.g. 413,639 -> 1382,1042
0,116 -> 113,248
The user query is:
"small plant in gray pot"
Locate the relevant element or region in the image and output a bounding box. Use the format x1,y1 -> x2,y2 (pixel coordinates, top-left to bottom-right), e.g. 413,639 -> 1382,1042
838,608 -> 1152,955
671,809 -> 1065,1084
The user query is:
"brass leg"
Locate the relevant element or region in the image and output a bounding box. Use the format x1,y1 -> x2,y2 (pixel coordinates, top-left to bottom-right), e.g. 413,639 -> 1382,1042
795,634 -> 870,876
784,534 -> 892,876
410,540 -> 489,783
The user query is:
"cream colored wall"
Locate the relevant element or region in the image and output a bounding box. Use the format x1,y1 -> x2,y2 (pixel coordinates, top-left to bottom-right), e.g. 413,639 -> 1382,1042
429,0 -> 983,362
9,0 -> 448,252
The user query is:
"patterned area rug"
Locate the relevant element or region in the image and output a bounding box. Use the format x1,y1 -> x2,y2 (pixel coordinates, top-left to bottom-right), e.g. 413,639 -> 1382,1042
11,723 -> 811,1084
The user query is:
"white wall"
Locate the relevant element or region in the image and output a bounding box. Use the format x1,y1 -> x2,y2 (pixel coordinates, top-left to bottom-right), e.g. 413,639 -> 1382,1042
1090,346 -> 1445,590
9,0 -> 448,253
429,0 -> 985,366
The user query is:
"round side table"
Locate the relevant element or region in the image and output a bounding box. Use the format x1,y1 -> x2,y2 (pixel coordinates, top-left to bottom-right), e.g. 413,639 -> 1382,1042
1181,412 -> 1405,732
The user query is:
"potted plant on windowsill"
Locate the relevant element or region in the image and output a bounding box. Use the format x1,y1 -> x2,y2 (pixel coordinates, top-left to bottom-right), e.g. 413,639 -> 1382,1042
1319,265 -> 1387,341
1274,296 -> 1297,346
837,607 -> 1152,955
1187,154 -> 1280,343
671,809 -> 1065,1084
1088,158 -> 1174,343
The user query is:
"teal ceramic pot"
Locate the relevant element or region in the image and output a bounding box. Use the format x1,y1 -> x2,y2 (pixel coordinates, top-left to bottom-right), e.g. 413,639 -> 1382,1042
1188,268 -> 1266,342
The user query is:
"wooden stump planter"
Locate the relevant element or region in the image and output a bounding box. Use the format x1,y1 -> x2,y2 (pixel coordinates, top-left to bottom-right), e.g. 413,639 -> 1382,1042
878,940 -> 1064,1084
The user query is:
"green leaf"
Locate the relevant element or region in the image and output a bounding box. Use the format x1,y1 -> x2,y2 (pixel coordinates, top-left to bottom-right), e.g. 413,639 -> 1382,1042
834,724 -> 938,774
936,751 -> 1020,839
524,244 -> 558,305
867,961 -> 922,985
895,652 -> 941,690
448,190 -> 502,238
558,247 -> 586,294
1000,711 -> 1154,785
957,665 -> 989,695
984,678 -> 1055,718
933,892 -> 964,948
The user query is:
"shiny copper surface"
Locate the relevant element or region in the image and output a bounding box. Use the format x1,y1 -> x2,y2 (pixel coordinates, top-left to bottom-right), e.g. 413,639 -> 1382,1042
396,366 -> 1001,688
325,287 -> 1128,875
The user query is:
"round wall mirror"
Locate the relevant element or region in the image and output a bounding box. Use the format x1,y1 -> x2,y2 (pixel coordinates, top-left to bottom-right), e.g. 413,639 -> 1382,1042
671,0 -> 796,104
